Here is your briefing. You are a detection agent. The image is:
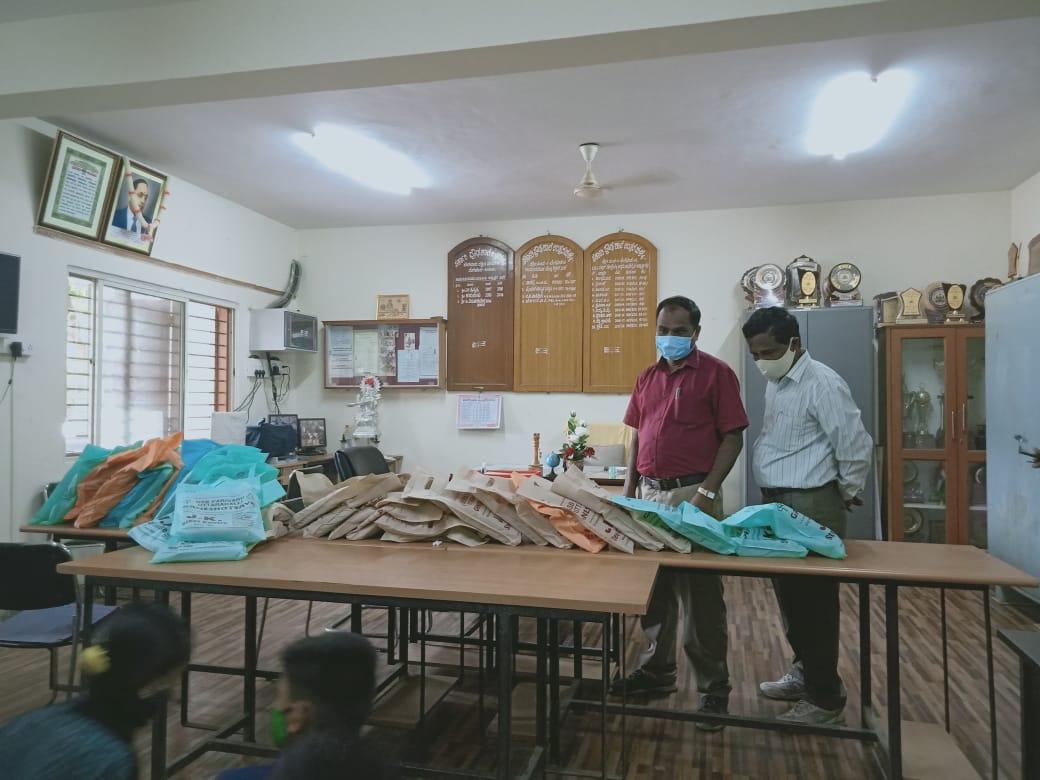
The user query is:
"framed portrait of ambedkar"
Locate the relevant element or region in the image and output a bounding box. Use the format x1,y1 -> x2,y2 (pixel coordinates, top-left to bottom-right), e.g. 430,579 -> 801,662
36,131 -> 120,240
102,159 -> 168,256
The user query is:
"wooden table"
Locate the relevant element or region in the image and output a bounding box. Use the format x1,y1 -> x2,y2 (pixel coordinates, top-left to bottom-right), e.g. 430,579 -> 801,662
268,453 -> 336,485
59,538 -> 658,780
324,538 -> 1034,780
20,523 -> 130,552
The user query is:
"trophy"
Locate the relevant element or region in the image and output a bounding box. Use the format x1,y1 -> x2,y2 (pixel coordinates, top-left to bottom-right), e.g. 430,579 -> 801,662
896,287 -> 926,323
530,433 -> 543,471
786,255 -> 821,308
968,277 -> 1002,322
826,262 -> 863,307
752,264 -> 785,308
942,282 -> 967,323
1008,242 -> 1020,281
739,267 -> 758,309
874,291 -> 900,325
923,282 -> 948,323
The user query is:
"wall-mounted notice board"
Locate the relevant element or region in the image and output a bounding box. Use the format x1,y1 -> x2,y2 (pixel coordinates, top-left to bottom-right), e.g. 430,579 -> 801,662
514,235 -> 584,392
323,317 -> 446,389
447,237 -> 514,391
583,232 -> 658,393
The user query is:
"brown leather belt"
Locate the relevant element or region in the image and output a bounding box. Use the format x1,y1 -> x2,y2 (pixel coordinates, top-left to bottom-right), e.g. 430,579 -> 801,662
641,473 -> 709,491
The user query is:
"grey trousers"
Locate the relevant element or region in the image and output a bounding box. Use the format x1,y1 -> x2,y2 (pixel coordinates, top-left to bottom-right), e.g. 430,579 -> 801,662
766,481 -> 848,710
636,480 -> 731,697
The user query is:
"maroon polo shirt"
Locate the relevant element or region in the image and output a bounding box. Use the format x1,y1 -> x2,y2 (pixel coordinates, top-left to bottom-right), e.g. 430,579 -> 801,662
623,349 -> 748,479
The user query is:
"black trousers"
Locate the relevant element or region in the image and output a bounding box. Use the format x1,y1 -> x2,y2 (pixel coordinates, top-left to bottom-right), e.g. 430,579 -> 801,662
764,482 -> 847,710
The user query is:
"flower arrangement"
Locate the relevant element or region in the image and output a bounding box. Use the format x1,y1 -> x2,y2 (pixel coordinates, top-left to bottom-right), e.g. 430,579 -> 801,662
557,411 -> 595,462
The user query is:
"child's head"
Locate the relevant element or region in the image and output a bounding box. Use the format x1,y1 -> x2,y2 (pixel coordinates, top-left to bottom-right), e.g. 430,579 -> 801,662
78,602 -> 191,739
274,632 -> 376,743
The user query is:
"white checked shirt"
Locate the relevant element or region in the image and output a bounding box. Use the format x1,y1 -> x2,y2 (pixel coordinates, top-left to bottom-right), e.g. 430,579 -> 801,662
752,351 -> 872,500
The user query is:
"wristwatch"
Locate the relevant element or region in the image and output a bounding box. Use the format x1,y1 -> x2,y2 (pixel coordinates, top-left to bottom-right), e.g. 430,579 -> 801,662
697,486 -> 716,500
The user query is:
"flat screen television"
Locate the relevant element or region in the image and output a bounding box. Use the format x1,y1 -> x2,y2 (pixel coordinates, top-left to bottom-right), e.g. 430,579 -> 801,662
0,253 -> 20,335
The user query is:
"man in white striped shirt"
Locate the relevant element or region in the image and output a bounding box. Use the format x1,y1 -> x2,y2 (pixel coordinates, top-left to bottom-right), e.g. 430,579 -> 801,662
742,306 -> 872,725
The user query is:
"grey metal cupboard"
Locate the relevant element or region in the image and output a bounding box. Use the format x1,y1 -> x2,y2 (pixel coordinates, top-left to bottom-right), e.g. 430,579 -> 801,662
741,306 -> 878,540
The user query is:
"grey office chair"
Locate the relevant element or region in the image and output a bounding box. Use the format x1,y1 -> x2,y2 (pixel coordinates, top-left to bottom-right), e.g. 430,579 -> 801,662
0,542 -> 119,702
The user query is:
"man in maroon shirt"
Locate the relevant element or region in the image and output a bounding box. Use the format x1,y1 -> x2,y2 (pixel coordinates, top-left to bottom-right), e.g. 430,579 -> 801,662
610,296 -> 748,731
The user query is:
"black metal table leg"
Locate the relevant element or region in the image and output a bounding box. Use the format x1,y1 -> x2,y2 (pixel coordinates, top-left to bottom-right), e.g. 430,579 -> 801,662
244,595 -> 258,742
884,585 -> 902,780
859,582 -> 871,727
496,610 -> 514,780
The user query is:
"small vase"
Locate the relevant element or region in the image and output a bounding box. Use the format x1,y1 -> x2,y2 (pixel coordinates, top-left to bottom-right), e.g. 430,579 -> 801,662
567,459 -> 584,472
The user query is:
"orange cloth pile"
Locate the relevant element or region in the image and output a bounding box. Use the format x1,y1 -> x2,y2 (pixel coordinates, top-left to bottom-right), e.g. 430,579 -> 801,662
509,472 -> 605,553
65,432 -> 184,528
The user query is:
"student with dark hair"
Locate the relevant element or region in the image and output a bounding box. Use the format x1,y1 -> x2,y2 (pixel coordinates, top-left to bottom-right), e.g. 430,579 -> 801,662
0,602 -> 191,779
219,632 -> 396,780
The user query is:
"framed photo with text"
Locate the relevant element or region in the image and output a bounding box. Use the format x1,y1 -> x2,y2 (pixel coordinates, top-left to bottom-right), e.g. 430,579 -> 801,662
36,131 -> 120,240
298,418 -> 328,451
101,159 -> 168,256
377,294 -> 410,320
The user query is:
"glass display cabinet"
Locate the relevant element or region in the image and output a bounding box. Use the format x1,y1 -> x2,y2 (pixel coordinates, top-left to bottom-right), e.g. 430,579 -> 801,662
879,324 -> 986,545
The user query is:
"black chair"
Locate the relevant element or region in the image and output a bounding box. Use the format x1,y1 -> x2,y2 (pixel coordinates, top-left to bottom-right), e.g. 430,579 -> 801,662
0,542 -> 119,702
333,446 -> 390,481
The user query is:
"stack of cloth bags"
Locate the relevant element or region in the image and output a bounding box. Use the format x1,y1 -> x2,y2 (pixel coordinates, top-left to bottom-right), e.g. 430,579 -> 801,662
284,464 -> 846,560
282,465 -> 688,553
31,436 -> 287,563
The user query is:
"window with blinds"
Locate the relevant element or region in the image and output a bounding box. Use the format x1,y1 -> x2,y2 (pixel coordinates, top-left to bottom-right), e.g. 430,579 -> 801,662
64,274 -> 233,454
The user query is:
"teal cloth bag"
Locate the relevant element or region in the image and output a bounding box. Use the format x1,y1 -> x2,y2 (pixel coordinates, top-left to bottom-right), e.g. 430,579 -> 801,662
608,496 -> 692,553
722,502 -> 846,559
100,463 -> 176,528
673,503 -> 739,555
151,540 -> 249,563
732,527 -> 808,558
128,519 -> 172,552
153,438 -> 221,521
171,477 -> 267,544
29,443 -> 136,526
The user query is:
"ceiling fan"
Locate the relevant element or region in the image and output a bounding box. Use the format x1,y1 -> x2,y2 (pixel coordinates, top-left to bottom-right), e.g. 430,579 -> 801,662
573,142 -> 604,199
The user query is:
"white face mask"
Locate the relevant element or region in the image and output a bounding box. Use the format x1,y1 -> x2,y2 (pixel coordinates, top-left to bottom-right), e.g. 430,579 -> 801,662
755,340 -> 797,381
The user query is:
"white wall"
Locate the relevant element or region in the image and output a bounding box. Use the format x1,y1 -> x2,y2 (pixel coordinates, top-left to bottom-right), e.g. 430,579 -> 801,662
0,120 -> 297,541
294,191 -> 1010,510
1012,168 -> 1040,276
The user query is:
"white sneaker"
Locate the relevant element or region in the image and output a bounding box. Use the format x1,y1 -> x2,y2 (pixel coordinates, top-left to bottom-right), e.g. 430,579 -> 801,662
776,699 -> 845,725
759,670 -> 805,701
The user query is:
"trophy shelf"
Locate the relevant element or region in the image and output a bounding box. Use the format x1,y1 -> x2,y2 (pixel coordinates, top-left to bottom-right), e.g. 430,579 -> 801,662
878,323 -> 986,547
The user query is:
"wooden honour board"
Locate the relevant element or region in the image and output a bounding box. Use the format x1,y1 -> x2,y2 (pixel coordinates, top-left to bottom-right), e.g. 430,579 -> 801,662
583,232 -> 657,393
514,235 -> 583,392
447,237 -> 515,391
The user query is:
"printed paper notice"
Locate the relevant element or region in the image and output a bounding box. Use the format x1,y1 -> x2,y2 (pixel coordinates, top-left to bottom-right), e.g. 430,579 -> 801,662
419,326 -> 439,379
456,394 -> 502,429
326,325 -> 354,383
397,349 -> 421,383
353,330 -> 379,376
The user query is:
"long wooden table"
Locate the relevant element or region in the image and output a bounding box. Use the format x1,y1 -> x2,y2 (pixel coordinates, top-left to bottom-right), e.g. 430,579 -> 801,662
59,538 -> 659,780
58,537 -> 1035,779
320,538 -> 1035,779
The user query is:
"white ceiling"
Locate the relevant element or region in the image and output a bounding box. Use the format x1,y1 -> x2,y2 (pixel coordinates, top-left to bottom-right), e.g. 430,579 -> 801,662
0,0 -> 187,24
49,16 -> 1040,229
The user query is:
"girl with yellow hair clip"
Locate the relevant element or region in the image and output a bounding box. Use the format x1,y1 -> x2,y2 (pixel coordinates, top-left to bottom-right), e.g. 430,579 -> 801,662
0,602 -> 190,779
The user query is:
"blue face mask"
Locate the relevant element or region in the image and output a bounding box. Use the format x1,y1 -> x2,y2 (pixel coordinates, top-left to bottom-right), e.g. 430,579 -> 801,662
656,335 -> 694,361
